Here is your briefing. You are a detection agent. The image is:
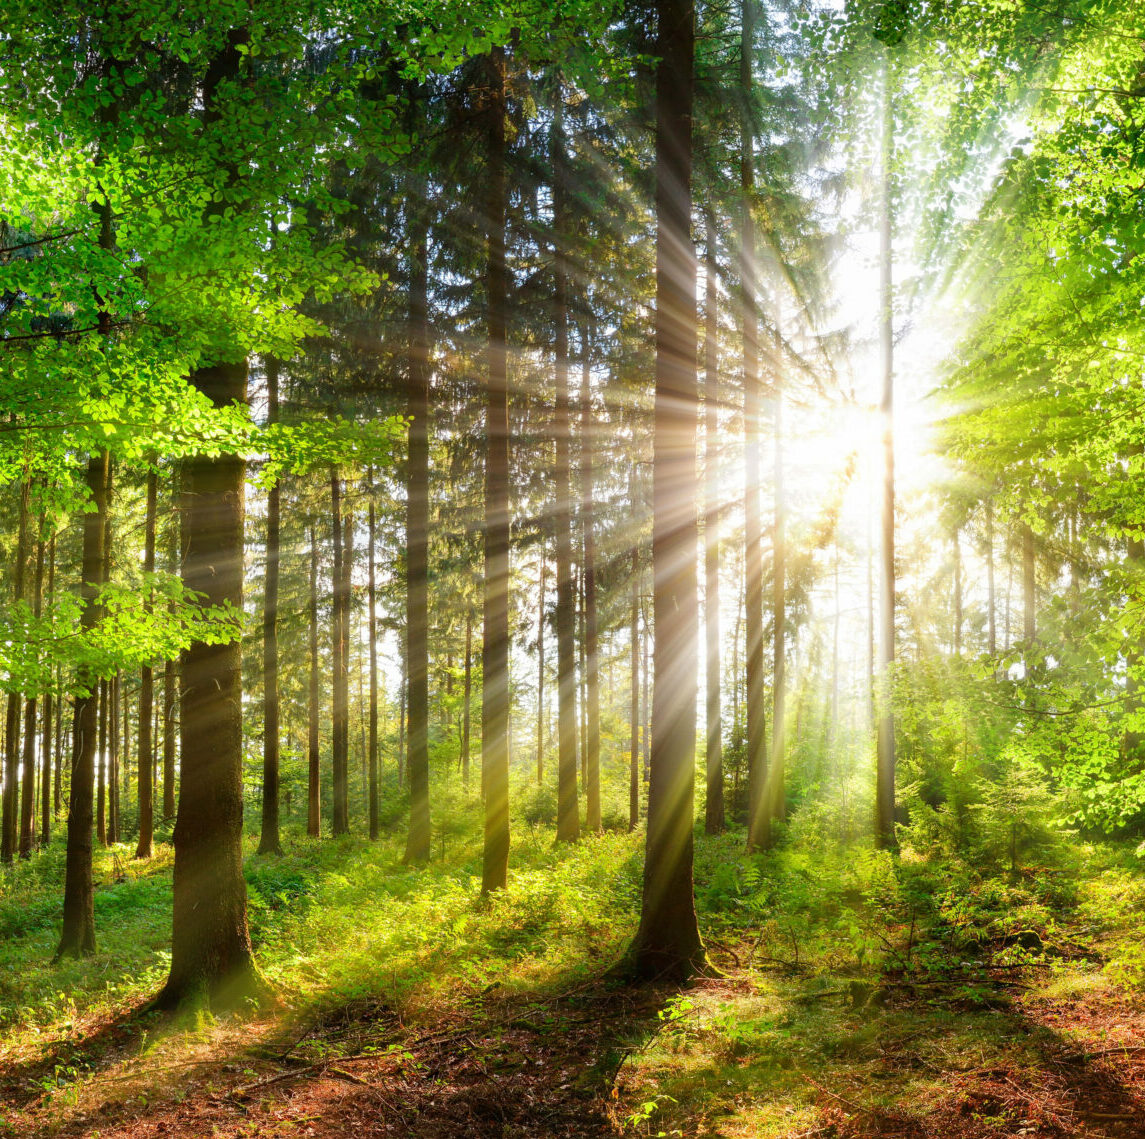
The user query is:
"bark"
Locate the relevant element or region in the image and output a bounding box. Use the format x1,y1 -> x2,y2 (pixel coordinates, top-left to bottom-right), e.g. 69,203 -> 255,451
703,217 -> 724,835
368,484 -> 380,841
482,43 -> 511,891
330,470 -> 349,836
580,328 -> 601,833
135,467 -> 157,859
108,672 -> 119,845
258,361 -> 283,856
163,471 -> 179,821
875,53 -> 897,851
307,523 -> 321,836
742,0 -> 769,853
19,535 -> 44,857
97,678 -> 108,846
551,81 -> 580,843
770,392 -> 786,824
953,526 -> 962,656
56,451 -> 108,958
404,176 -> 432,864
629,0 -> 706,981
630,544 -> 640,831
2,479 -> 30,864
536,554 -> 546,786
986,498 -> 996,655
41,536 -> 55,846
160,354 -> 258,1009
1022,521 -> 1036,643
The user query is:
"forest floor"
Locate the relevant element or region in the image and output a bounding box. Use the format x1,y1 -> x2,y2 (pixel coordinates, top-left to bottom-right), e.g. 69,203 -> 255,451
2,817 -> 1145,1137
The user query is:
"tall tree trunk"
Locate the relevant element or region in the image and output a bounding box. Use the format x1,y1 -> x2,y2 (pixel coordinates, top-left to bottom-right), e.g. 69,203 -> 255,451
536,554 -> 546,787
41,536 -> 55,846
986,498 -> 996,655
258,361 -> 283,855
742,0 -> 769,853
875,53 -> 897,851
953,526 -> 962,656
19,534 -> 44,857
368,481 -> 380,841
330,470 -> 349,836
581,327 -> 602,833
404,176 -> 432,864
108,672 -> 120,844
2,478 -> 30,864
307,523 -> 321,837
482,43 -> 511,892
56,451 -> 108,958
551,81 -> 580,843
703,216 -> 724,835
136,467 -> 157,859
163,469 -> 179,821
630,0 -> 706,980
462,609 -> 472,790
97,678 -> 108,845
770,390 -> 786,824
630,544 -> 640,831
1022,521 -> 1036,643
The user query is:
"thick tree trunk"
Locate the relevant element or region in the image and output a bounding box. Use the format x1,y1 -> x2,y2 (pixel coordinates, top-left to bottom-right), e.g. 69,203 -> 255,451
581,329 -> 602,833
307,523 -> 321,836
742,0 -> 769,853
875,54 -> 897,851
56,451 -> 108,958
368,485 -> 379,840
258,360 -> 283,856
404,188 -> 432,864
630,0 -> 706,980
160,354 -> 258,1009
482,43 -> 511,892
136,467 -> 157,859
703,218 -> 724,835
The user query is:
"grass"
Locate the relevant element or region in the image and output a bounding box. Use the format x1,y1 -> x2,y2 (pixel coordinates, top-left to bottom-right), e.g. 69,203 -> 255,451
2,792 -> 1144,1137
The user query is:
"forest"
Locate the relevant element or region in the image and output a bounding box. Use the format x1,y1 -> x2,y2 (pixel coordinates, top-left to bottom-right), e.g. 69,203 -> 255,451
2,0 -> 1145,1136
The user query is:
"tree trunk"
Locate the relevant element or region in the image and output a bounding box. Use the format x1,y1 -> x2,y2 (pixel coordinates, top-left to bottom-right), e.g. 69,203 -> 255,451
630,544 -> 640,831
482,43 -> 511,892
703,216 -> 724,835
367,482 -> 379,841
20,535 -> 44,857
41,536 -> 55,846
875,52 -> 897,851
986,498 -> 996,655
160,352 -> 258,1009
536,554 -> 546,787
462,609 -> 472,790
97,678 -> 108,846
307,522 -> 321,836
163,472 -> 179,822
404,179 -> 432,864
56,451 -> 109,958
953,526 -> 962,656
258,360 -> 283,856
2,478 -> 30,864
330,470 -> 349,836
1022,521 -> 1036,642
629,0 -> 706,981
581,327 -> 602,833
135,467 -> 157,859
770,390 -> 786,825
742,0 -> 769,853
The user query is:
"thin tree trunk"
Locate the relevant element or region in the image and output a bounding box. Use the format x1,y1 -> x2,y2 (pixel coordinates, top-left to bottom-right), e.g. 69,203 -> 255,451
742,0 -> 769,853
770,390 -> 786,824
108,672 -> 119,845
953,526 -> 962,656
41,536 -> 55,846
462,609 -> 472,790
986,498 -> 996,655
536,554 -> 546,787
307,523 -> 321,837
581,327 -> 601,833
56,451 -> 108,958
97,678 -> 107,846
19,535 -> 44,857
258,360 -> 283,855
630,0 -> 706,980
404,174 -> 432,864
2,478 -> 30,864
875,52 -> 897,851
330,470 -> 349,836
630,544 -> 640,831
703,216 -> 724,835
482,43 -> 511,892
368,481 -> 379,841
1022,521 -> 1036,642
136,467 -> 157,858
